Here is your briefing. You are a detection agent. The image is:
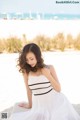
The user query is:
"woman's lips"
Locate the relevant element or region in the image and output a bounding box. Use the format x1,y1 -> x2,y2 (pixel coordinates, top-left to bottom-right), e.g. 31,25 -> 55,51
31,64 -> 35,67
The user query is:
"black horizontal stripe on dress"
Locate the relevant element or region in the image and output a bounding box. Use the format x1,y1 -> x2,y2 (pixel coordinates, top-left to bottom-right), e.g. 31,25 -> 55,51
30,85 -> 51,90
34,88 -> 53,96
28,81 -> 50,86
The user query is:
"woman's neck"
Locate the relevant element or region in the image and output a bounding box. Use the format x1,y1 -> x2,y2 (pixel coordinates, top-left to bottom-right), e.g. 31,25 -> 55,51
29,69 -> 42,76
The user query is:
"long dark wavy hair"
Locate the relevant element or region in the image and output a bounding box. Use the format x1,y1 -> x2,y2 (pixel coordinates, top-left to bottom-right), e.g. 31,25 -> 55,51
17,43 -> 45,73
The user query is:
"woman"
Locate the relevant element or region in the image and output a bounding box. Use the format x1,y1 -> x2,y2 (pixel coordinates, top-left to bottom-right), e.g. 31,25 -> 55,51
10,43 -> 80,120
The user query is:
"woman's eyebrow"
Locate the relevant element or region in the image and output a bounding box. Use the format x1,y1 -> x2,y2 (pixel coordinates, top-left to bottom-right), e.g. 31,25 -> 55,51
26,57 -> 33,59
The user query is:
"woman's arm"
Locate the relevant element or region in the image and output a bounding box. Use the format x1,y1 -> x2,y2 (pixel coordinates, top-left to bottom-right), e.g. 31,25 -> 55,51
49,65 -> 60,83
23,72 -> 32,108
19,72 -> 32,108
41,65 -> 61,92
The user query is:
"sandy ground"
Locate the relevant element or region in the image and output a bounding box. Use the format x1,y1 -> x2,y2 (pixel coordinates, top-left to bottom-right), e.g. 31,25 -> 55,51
0,20 -> 80,39
0,51 -> 80,119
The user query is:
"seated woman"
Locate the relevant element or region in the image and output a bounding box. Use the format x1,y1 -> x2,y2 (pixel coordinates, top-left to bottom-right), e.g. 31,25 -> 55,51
9,43 -> 80,120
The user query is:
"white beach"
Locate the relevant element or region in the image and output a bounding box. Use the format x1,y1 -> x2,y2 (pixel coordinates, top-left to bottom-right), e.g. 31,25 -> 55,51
0,20 -> 80,39
0,20 -> 80,116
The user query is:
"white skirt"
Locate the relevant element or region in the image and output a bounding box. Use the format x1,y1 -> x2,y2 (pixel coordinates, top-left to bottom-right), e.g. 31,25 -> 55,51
9,89 -> 80,120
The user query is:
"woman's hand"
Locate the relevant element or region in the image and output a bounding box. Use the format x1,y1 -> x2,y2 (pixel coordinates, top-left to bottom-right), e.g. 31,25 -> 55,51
18,102 -> 32,109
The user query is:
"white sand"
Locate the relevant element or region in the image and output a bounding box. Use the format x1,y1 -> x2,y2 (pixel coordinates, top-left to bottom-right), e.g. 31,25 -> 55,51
0,20 -> 80,114
0,20 -> 80,39
0,51 -> 80,112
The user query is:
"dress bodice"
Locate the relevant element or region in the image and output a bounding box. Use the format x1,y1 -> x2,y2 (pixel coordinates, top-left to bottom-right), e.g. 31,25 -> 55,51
28,75 -> 53,96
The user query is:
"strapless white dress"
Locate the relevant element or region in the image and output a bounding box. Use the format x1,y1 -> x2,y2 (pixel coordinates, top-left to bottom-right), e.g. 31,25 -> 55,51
9,75 -> 80,120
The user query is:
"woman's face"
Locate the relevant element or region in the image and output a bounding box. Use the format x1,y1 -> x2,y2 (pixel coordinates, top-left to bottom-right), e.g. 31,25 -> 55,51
26,52 -> 37,67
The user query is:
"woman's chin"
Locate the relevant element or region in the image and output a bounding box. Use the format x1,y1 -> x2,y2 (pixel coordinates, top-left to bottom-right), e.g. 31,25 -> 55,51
30,65 -> 38,72
31,65 -> 36,67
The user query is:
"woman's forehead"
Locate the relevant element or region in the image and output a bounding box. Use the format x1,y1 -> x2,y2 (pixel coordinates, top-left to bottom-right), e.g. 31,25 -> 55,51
26,52 -> 35,58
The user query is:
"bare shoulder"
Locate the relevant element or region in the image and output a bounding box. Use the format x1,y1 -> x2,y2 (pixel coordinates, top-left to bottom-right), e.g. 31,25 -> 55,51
43,65 -> 59,82
46,64 -> 58,75
47,65 -> 56,73
45,64 -> 55,70
45,64 -> 56,73
22,70 -> 28,81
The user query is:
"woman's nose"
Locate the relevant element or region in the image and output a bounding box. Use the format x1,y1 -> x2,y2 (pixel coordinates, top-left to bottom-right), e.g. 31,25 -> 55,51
28,61 -> 31,65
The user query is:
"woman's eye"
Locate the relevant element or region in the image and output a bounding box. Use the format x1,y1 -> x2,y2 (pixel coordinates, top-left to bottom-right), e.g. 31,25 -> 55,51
31,58 -> 33,60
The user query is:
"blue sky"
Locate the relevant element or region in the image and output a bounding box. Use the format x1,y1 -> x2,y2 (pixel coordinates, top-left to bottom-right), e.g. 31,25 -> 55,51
0,0 -> 80,14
